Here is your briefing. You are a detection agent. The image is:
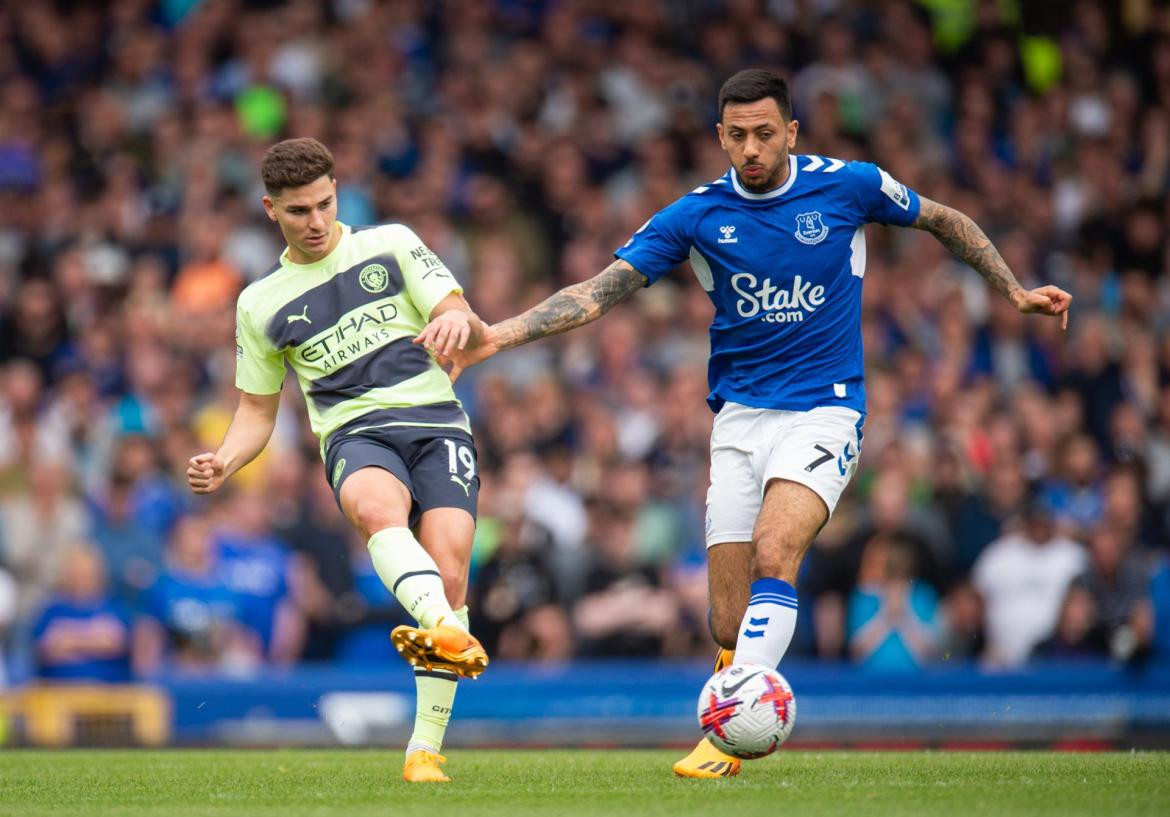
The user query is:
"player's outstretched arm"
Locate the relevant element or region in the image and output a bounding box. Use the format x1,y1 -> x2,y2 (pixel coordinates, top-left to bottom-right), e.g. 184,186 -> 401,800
430,259 -> 648,382
494,258 -> 648,350
911,197 -> 1071,330
186,391 -> 280,494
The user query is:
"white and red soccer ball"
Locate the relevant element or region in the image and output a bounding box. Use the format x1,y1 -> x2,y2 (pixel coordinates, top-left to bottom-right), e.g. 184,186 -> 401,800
697,663 -> 796,759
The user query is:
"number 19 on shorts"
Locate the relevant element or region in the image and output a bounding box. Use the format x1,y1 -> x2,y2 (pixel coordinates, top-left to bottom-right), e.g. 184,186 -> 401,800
443,439 -> 476,482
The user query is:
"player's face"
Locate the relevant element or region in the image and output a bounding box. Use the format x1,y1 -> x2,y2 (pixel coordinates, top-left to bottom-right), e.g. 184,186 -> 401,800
262,174 -> 340,263
717,98 -> 799,193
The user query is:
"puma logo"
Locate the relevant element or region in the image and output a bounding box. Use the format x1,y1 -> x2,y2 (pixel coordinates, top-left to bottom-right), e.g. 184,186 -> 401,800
287,305 -> 311,325
450,475 -> 471,496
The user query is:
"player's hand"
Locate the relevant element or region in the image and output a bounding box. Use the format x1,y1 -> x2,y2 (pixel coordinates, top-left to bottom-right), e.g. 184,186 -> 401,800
187,452 -> 226,495
414,309 -> 472,359
1013,285 -> 1072,330
436,324 -> 501,383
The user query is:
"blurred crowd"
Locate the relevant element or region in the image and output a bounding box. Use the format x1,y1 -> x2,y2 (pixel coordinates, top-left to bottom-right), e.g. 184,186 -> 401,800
2,0 -> 1170,684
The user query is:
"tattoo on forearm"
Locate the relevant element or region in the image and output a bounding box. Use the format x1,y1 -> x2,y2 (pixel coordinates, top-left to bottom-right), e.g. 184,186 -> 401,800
912,198 -> 1023,303
494,261 -> 647,350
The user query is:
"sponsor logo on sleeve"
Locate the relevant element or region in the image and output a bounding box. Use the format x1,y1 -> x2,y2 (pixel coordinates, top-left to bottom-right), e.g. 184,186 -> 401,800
409,246 -> 451,279
878,168 -> 910,210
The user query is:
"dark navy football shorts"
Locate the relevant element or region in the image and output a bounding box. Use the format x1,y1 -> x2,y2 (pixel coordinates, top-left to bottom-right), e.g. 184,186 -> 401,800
323,423 -> 479,526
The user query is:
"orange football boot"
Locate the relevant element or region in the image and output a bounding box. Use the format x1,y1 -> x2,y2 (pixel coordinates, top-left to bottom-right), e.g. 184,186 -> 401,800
390,619 -> 489,679
403,749 -> 450,782
673,648 -> 742,778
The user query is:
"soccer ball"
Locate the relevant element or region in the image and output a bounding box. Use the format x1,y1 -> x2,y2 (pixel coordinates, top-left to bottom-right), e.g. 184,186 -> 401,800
696,663 -> 796,759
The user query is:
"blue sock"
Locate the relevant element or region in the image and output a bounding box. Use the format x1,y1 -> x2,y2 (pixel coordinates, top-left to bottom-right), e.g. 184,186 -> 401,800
732,578 -> 798,669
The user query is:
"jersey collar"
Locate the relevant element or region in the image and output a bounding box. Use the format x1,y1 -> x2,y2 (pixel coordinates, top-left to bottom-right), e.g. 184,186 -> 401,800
728,155 -> 799,201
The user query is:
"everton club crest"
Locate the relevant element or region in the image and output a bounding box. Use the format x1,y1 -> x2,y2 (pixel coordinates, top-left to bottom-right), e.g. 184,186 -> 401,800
794,211 -> 829,245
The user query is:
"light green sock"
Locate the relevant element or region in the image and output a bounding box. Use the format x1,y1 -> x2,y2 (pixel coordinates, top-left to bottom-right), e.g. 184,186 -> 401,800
406,606 -> 470,756
367,528 -> 463,631
452,605 -> 469,632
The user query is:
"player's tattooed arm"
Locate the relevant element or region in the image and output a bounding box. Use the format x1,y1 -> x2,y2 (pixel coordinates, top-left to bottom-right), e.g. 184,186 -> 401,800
492,259 -> 648,350
912,197 -> 1072,328
911,197 -> 1024,305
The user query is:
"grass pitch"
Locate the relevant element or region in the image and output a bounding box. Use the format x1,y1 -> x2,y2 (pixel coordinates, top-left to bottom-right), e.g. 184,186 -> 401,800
0,749 -> 1166,817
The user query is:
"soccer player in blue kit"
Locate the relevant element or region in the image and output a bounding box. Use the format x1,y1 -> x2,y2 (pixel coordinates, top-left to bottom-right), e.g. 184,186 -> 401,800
420,69 -> 1071,777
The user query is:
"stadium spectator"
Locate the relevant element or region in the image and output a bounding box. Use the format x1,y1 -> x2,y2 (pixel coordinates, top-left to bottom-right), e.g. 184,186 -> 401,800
973,501 -> 1087,667
0,458 -> 88,617
1074,525 -> 1153,661
573,505 -> 682,657
1032,585 -> 1110,661
210,489 -> 305,665
847,534 -> 941,672
938,580 -> 986,663
946,457 -> 1030,577
89,469 -> 164,605
30,541 -> 133,683
135,515 -> 261,676
468,488 -> 570,662
1041,434 -> 1105,537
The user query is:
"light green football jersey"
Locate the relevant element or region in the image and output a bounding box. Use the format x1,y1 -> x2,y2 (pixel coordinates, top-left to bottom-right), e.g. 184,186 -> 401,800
234,222 -> 469,450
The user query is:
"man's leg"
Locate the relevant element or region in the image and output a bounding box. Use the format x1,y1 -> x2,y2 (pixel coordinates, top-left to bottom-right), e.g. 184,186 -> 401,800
338,467 -> 465,632
672,541 -> 752,778
732,478 -> 827,669
403,508 -> 476,780
707,542 -> 753,650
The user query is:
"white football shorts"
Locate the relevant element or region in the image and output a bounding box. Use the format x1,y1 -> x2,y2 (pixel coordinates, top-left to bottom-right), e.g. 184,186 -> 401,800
705,402 -> 863,548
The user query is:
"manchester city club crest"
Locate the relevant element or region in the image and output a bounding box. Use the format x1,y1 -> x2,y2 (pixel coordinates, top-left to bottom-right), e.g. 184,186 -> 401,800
359,263 -> 389,293
794,211 -> 829,245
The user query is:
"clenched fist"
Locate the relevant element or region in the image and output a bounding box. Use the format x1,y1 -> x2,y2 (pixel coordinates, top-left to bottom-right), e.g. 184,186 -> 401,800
187,452 -> 226,495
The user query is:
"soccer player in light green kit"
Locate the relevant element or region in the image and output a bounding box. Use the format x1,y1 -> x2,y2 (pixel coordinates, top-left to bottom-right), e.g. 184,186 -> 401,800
186,138 -> 487,783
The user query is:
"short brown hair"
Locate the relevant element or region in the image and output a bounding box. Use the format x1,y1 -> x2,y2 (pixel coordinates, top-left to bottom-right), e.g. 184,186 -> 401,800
260,137 -> 334,195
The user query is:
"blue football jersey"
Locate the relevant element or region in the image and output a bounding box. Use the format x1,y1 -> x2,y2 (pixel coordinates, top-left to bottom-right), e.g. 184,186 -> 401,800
616,154 -> 921,414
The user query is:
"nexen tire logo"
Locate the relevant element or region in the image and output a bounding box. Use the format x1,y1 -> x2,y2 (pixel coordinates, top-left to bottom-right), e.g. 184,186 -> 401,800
731,273 -> 826,322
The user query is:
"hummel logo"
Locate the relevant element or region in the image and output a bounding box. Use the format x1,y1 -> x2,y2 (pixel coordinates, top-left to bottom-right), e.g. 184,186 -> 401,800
837,441 -> 858,476
287,305 -> 311,325
450,474 -> 471,496
718,225 -> 738,244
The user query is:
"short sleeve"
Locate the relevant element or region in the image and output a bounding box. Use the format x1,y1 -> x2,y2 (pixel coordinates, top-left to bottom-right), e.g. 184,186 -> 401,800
234,301 -> 285,395
847,162 -> 921,227
614,198 -> 693,286
391,225 -> 462,320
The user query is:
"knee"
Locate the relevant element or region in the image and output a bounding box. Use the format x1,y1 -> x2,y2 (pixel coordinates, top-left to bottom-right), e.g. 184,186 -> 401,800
751,538 -> 805,585
352,500 -> 403,540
